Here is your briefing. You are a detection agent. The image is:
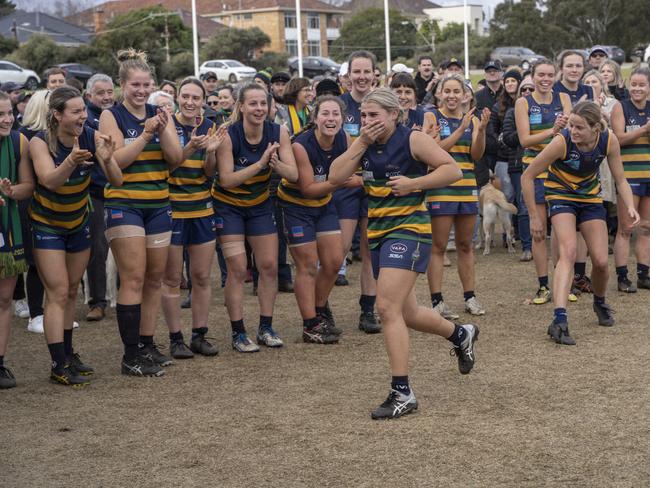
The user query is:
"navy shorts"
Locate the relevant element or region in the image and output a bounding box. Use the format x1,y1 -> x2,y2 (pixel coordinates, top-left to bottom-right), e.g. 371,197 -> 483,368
427,201 -> 479,217
333,187 -> 367,220
213,198 -> 276,237
548,200 -> 606,225
280,201 -> 340,246
104,205 -> 173,235
630,182 -> 650,197
534,179 -> 546,205
370,234 -> 431,280
171,216 -> 216,246
32,224 -> 91,253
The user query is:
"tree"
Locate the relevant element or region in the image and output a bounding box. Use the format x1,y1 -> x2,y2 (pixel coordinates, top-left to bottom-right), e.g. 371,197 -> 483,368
489,0 -> 573,57
250,52 -> 290,74
201,27 -> 270,65
0,0 -> 15,17
330,8 -> 417,62
6,34 -> 66,76
92,6 -> 192,80
0,34 -> 17,57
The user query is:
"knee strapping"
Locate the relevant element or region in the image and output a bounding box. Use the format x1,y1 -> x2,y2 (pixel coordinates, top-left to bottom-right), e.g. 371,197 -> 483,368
221,241 -> 246,258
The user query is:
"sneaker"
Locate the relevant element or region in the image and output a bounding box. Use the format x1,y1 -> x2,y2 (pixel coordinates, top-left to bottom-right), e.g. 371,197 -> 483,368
170,340 -> 194,359
139,343 -> 174,366
358,311 -> 381,334
573,275 -> 593,294
547,319 -> 576,345
232,332 -> 260,353
50,365 -> 91,387
618,277 -> 637,293
335,274 -> 348,286
451,324 -> 479,374
464,296 -> 485,316
257,326 -> 284,348
27,315 -> 44,334
85,306 -> 105,322
303,320 -> 339,344
181,294 -> 192,309
67,352 -> 94,376
14,299 -> 29,319
433,301 -> 459,320
0,365 -> 17,389
533,286 -> 551,305
638,275 -> 650,290
593,302 -> 615,327
190,334 -> 218,356
317,309 -> 342,336
568,292 -> 579,302
371,389 -> 418,420
520,250 -> 533,262
121,354 -> 165,377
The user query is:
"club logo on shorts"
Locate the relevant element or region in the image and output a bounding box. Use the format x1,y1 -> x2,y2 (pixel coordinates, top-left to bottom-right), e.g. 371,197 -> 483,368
291,226 -> 304,238
389,243 -> 408,254
215,217 -> 223,229
111,210 -> 123,219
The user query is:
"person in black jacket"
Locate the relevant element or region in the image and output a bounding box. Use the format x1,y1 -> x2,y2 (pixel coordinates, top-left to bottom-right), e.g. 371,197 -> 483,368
599,60 -> 629,101
414,55 -> 436,104
502,77 -> 535,261
487,69 -> 521,203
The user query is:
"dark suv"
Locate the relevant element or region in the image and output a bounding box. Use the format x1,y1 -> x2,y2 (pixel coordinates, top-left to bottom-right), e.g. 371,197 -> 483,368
288,56 -> 340,78
54,63 -> 97,83
490,47 -> 542,70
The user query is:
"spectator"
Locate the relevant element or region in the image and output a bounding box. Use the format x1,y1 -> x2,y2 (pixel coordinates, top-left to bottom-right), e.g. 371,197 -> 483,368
43,67 -> 66,90
159,80 -> 177,102
147,90 -> 175,114
201,71 -> 218,95
599,59 -> 629,101
588,45 -> 608,70
254,68 -> 273,92
414,55 -> 436,104
270,71 -> 291,102
214,85 -> 235,125
85,74 -> 115,130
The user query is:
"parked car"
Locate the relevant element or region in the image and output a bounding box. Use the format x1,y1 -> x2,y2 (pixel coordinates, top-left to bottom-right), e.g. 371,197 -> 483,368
600,45 -> 625,64
199,60 -> 256,83
288,56 -> 340,78
490,47 -> 542,70
54,63 -> 97,83
0,60 -> 39,90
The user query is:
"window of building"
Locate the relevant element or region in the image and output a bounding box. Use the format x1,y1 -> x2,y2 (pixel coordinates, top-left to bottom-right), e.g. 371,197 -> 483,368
307,12 -> 320,29
307,40 -> 320,56
285,12 -> 296,28
286,39 -> 298,57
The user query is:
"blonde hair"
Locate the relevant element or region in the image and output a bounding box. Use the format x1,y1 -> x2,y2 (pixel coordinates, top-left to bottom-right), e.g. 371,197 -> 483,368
599,60 -> 623,87
117,48 -> 151,85
21,90 -> 50,132
361,88 -> 405,125
582,69 -> 611,97
230,83 -> 268,124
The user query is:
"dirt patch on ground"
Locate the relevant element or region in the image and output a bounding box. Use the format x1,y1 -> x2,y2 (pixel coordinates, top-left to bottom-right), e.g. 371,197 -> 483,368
2,247 -> 649,487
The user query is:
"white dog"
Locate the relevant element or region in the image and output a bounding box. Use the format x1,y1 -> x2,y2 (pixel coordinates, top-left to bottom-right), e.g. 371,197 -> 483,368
478,181 -> 518,256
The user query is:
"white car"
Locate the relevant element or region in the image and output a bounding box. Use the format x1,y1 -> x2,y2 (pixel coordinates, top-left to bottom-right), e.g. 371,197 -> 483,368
199,59 -> 256,83
0,60 -> 40,90
645,44 -> 650,64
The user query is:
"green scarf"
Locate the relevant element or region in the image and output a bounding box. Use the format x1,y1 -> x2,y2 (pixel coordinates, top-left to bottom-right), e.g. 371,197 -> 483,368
0,134 -> 26,279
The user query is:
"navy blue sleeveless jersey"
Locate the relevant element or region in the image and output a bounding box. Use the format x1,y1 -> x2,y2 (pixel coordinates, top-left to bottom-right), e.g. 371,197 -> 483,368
552,81 -> 594,106
340,92 -> 361,139
361,125 -> 431,248
30,126 -> 97,234
407,108 -> 425,130
277,127 -> 348,207
211,119 -> 281,207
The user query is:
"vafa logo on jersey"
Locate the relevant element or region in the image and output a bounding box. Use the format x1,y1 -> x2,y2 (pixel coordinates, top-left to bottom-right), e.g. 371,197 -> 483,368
564,151 -> 581,170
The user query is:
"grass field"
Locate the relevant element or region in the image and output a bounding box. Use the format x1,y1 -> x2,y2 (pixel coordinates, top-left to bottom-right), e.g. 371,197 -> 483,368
2,243 -> 649,487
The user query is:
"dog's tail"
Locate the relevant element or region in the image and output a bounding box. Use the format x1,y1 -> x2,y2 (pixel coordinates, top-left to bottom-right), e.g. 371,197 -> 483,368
495,195 -> 518,214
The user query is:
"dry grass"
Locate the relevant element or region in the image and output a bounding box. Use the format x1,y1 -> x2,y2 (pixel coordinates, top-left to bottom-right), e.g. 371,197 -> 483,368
2,246 -> 650,488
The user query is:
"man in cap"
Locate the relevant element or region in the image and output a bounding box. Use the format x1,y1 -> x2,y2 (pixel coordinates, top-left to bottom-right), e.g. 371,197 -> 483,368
475,60 -> 503,112
201,71 -> 219,94
588,45 -> 609,70
270,71 -> 291,102
443,58 -> 464,76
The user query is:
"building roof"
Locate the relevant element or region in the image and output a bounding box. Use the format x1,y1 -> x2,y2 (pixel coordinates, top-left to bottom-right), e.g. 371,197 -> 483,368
0,9 -> 93,46
209,0 -> 347,14
344,0 -> 441,16
65,1 -> 226,40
